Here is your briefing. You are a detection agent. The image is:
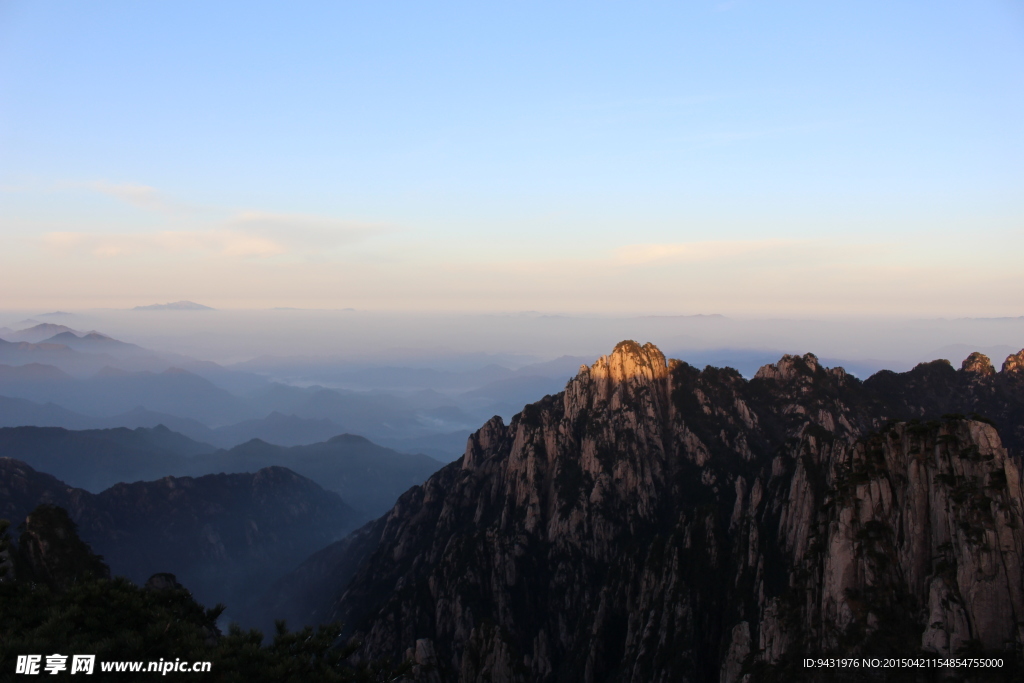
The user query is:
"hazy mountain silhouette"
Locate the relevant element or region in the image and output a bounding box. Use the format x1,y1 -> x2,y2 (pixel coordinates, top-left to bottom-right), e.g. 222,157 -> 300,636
0,339 -> 91,369
246,383 -> 426,437
42,330 -> 147,354
456,374 -> 572,420
0,424 -> 442,518
0,391 -> 461,454
374,430 -> 473,463
0,362 -> 74,383
133,300 -> 214,310
206,411 -> 344,448
199,434 -> 442,518
0,458 -> 358,623
0,364 -> 252,424
0,394 -> 105,430
7,323 -> 77,343
0,333 -> 176,376
0,425 -> 213,491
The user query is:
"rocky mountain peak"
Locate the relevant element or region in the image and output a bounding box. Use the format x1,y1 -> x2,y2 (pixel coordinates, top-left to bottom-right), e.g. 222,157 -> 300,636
563,340 -> 672,432
461,415 -> 507,471
753,351 -> 821,381
961,351 -> 995,374
588,340 -> 669,384
322,340 -> 1024,681
1003,348 -> 1024,374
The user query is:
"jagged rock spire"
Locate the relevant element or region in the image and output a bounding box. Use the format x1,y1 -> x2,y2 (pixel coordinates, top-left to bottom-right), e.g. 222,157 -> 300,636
1003,349 -> 1024,374
753,352 -> 821,381
961,351 -> 995,374
587,340 -> 669,383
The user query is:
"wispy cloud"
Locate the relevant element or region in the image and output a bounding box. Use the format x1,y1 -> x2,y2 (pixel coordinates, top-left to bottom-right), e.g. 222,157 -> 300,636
40,209 -> 390,259
83,183 -> 389,247
88,181 -> 179,214
42,229 -> 287,258
26,180 -> 390,258
612,239 -> 791,265
226,211 -> 387,249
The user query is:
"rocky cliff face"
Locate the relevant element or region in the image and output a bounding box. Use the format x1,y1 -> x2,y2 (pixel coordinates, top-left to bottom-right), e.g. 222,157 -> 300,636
318,342 -> 1024,682
12,504 -> 110,589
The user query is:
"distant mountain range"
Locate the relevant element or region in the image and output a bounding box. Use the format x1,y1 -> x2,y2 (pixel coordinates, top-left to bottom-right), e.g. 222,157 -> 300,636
0,352 -> 488,452
0,424 -> 214,491
43,330 -> 145,353
233,354 -> 592,395
0,325 -> 185,375
133,300 -> 214,311
0,388 -> 476,462
196,433 -> 442,518
9,318 -> 971,466
0,364 -> 254,424
0,424 -> 442,518
0,457 -> 358,623
5,323 -> 78,343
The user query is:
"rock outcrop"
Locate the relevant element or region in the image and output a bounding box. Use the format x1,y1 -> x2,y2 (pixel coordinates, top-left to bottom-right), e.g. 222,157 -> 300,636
1004,350 -> 1024,375
306,342 -> 1024,682
13,504 -> 110,589
961,352 -> 995,375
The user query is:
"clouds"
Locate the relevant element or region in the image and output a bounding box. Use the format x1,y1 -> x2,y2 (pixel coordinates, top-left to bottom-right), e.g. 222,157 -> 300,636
89,182 -> 176,213
41,216 -> 384,259
226,211 -> 386,250
15,227 -> 1024,316
37,182 -> 390,260
41,229 -> 287,258
13,178 -> 1023,316
612,240 -> 791,265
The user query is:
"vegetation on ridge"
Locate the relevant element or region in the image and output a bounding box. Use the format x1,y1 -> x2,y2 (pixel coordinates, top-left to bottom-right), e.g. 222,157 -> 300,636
0,506 -> 409,682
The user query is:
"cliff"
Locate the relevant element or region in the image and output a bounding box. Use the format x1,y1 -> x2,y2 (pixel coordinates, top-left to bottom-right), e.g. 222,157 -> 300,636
312,342 -> 1024,682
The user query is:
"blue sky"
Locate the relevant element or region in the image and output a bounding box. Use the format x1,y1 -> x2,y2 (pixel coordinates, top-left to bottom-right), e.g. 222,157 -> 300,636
1,1 -> 1022,314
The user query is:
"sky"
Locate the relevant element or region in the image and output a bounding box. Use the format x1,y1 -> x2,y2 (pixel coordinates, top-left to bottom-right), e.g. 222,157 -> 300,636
1,1 -> 1022,315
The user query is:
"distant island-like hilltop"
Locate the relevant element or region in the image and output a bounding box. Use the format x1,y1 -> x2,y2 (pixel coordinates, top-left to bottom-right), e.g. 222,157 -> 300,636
133,301 -> 214,311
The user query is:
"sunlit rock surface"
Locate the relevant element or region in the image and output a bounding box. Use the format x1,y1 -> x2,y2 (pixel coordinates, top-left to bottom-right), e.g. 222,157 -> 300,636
308,342 -> 1024,682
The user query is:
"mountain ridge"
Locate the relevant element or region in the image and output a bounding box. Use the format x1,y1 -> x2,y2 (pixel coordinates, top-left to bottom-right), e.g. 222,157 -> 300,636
0,423 -> 443,517
0,457 -> 358,622
303,341 -> 1024,682
133,300 -> 214,311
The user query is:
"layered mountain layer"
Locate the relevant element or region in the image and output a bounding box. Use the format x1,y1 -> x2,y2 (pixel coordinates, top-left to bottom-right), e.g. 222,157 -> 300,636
0,459 -> 358,619
316,342 -> 1024,682
0,426 -> 440,517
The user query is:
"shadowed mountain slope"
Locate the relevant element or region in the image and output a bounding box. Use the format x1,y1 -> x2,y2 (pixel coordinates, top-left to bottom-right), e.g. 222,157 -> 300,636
0,425 -> 443,519
298,342 -> 1024,682
0,425 -> 214,491
200,434 -> 443,518
0,458 -> 358,622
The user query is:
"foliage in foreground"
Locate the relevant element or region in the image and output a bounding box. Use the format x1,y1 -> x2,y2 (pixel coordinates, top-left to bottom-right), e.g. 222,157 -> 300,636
0,511 -> 409,682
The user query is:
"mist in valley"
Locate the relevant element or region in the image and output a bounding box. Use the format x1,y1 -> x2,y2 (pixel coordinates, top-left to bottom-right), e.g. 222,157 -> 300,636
1,305 -> 1021,464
